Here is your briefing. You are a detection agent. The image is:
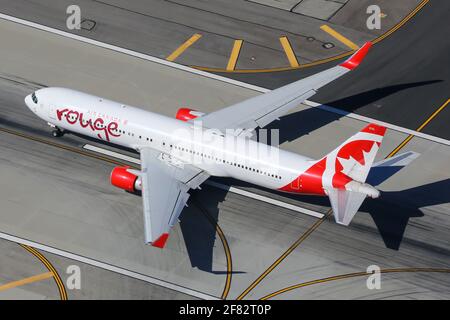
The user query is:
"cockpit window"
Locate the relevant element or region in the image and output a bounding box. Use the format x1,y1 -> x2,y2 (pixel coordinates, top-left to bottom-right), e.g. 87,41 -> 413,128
31,92 -> 38,104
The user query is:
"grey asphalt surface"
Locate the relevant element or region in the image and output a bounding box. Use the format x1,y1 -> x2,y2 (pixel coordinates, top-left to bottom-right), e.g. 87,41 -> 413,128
221,0 -> 450,140
0,240 -> 195,299
1,1 -> 445,140
0,17 -> 449,300
0,0 -> 418,69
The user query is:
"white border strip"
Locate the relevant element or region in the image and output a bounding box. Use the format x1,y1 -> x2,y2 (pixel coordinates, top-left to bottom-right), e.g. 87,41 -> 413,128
205,181 -> 324,218
0,231 -> 218,300
304,101 -> 450,146
0,13 -> 264,92
1,12 -> 448,146
83,144 -> 324,219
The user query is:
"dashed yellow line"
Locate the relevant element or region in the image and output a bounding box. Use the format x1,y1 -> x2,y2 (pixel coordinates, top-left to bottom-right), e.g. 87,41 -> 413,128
167,33 -> 202,62
194,0 -> 429,73
260,267 -> 450,300
320,25 -> 359,50
0,272 -> 54,292
279,36 -> 299,68
226,40 -> 243,71
387,98 -> 449,158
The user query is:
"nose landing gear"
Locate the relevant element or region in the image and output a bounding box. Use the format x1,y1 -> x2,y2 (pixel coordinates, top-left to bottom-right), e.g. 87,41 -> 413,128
52,128 -> 65,137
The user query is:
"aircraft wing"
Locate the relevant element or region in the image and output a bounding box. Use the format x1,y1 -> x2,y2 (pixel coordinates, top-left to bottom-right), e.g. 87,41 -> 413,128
198,42 -> 372,135
138,147 -> 209,248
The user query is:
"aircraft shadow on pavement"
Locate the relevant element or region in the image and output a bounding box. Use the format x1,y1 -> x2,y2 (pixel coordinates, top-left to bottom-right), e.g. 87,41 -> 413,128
262,81 -> 442,145
321,80 -> 442,113
212,175 -> 450,252
180,188 -> 245,275
361,178 -> 450,251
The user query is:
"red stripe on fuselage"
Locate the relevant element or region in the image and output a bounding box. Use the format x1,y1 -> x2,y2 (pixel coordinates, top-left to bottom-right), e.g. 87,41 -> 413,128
279,158 -> 326,195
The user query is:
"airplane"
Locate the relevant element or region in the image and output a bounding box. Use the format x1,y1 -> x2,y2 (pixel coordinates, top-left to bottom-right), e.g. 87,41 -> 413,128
24,42 -> 417,248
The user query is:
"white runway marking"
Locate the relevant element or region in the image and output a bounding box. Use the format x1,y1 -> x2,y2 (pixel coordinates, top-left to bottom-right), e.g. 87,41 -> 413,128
1,13 -> 448,146
84,144 -> 141,165
83,144 -> 325,219
0,231 -> 218,300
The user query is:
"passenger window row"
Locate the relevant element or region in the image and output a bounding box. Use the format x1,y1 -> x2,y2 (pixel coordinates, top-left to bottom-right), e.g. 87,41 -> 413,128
66,118 -> 282,180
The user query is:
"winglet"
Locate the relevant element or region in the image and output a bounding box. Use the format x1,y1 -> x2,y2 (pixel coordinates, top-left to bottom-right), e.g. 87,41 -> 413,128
151,233 -> 169,248
340,42 -> 372,70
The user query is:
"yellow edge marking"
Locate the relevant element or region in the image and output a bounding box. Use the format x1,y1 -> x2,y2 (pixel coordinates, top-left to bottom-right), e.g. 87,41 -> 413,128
260,268 -> 450,300
236,211 -> 333,300
226,40 -> 243,71
279,36 -> 299,68
416,98 -> 450,131
387,98 -> 449,158
0,272 -> 54,292
166,33 -> 202,62
373,0 -> 429,44
320,25 -> 359,50
193,0 -> 429,73
20,244 -> 68,300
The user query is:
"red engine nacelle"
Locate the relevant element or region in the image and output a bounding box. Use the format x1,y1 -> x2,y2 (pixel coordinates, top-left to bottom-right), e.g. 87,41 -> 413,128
110,166 -> 141,192
175,108 -> 205,122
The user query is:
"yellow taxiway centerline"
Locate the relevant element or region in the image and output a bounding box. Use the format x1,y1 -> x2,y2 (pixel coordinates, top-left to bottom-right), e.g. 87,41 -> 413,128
260,268 -> 450,300
387,98 -> 449,157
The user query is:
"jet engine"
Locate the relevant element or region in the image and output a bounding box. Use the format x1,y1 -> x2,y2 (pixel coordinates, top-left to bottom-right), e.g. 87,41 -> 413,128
110,166 -> 142,192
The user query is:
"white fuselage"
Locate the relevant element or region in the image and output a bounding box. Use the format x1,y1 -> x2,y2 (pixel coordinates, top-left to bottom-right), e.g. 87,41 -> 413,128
25,88 -> 318,193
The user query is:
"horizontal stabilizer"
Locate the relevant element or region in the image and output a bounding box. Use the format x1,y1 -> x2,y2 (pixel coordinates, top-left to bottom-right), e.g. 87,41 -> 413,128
327,188 -> 367,226
367,151 -> 420,186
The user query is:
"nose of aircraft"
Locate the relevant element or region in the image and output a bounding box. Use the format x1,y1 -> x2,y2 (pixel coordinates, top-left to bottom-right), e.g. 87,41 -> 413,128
24,94 -> 33,109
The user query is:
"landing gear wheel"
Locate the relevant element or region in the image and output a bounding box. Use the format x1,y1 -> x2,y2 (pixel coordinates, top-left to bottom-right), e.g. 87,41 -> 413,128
52,129 -> 64,137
